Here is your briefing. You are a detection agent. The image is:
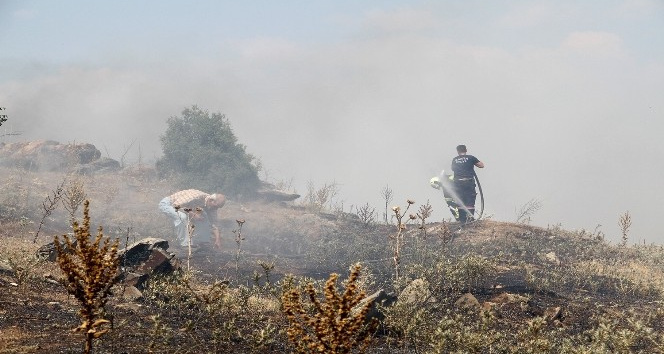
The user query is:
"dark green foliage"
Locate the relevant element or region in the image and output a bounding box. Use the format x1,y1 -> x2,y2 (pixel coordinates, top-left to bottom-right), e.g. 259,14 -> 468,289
0,107 -> 7,126
156,106 -> 260,197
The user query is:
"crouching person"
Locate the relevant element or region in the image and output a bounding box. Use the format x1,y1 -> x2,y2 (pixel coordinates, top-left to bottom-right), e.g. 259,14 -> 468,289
158,189 -> 226,249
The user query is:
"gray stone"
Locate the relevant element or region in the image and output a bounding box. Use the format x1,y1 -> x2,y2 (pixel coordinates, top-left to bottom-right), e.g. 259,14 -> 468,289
36,238 -> 77,262
121,285 -> 144,302
256,189 -> 301,202
455,293 -> 480,311
0,260 -> 13,276
544,306 -> 562,321
544,251 -> 561,266
116,238 -> 179,292
75,157 -> 121,174
0,140 -> 104,171
352,289 -> 397,323
398,279 -> 436,305
118,237 -> 170,268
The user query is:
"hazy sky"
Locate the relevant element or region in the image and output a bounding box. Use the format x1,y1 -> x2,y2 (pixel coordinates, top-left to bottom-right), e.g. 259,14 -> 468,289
1,0 -> 663,244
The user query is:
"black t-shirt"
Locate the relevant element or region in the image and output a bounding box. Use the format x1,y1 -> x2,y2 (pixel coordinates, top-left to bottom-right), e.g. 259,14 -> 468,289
451,154 -> 480,178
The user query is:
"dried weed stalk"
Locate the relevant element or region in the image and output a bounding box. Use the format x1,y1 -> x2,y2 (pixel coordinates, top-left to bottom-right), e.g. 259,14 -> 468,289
234,218 -> 246,281
282,264 -> 376,353
54,200 -> 119,354
177,206 -> 196,271
515,198 -> 542,224
305,181 -> 338,211
381,185 -> 393,225
62,177 -> 87,224
619,211 -> 632,247
390,200 -> 415,280
356,203 -> 376,228
33,179 -> 66,243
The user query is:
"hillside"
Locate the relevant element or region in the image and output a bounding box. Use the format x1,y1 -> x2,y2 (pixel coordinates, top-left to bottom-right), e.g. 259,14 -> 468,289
0,153 -> 663,353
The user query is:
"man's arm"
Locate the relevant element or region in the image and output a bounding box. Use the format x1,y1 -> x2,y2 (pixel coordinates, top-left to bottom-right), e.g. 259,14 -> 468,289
475,161 -> 485,168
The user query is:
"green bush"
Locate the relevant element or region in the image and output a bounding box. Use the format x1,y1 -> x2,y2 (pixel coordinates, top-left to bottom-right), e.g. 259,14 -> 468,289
156,106 -> 260,197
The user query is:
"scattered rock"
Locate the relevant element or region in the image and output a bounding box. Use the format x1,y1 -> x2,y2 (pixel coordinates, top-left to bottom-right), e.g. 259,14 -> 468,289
256,189 -> 301,202
43,273 -> 60,285
75,157 -> 121,174
455,293 -> 480,311
114,303 -> 143,312
118,237 -> 171,268
0,260 -> 13,276
544,306 -> 562,321
490,292 -> 529,304
352,289 -> 397,323
525,298 -> 550,316
544,251 -> 561,266
116,237 -> 179,295
481,301 -> 498,316
36,237 -> 76,262
398,279 -> 435,305
122,272 -> 148,289
121,285 -> 144,302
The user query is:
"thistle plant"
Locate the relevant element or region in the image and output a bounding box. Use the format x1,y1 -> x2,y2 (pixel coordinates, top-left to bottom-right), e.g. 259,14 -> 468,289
416,200 -> 433,237
54,200 -> 120,354
282,264 -> 376,353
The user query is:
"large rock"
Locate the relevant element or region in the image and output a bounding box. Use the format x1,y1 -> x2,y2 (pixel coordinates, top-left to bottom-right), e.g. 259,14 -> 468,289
118,237 -> 170,266
0,140 -> 119,174
117,238 -> 179,292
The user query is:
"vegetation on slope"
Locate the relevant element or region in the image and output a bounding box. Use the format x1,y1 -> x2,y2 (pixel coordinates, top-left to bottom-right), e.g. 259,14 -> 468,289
0,167 -> 662,353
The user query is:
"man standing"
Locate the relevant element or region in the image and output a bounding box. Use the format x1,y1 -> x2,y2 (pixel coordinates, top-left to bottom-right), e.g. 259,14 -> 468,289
159,189 -> 226,249
451,145 -> 484,223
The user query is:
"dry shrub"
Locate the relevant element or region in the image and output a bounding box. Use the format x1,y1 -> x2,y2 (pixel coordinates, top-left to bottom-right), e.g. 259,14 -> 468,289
282,264 -> 377,353
54,200 -> 119,354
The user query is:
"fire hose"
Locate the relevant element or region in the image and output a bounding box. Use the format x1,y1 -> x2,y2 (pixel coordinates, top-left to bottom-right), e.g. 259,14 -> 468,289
474,170 -> 484,220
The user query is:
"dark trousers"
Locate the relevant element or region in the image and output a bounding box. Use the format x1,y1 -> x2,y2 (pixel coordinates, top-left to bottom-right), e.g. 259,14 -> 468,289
454,179 -> 477,223
441,184 -> 460,221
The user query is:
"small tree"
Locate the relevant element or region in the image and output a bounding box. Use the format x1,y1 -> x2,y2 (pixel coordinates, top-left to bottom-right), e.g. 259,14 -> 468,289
156,105 -> 260,197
